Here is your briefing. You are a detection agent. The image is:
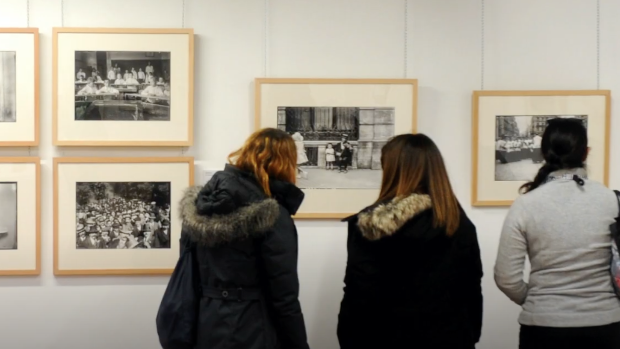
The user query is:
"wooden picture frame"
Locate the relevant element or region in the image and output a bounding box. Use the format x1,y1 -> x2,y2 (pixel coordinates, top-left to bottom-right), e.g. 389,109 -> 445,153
0,157 -> 40,276
472,90 -> 611,206
255,78 -> 418,219
54,157 -> 194,276
0,28 -> 39,146
53,28 -> 194,147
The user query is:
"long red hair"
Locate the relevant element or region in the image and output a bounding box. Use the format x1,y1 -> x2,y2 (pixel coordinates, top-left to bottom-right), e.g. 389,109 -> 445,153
228,128 -> 297,196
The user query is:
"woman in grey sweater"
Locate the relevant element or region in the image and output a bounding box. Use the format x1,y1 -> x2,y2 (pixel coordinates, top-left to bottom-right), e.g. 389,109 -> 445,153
494,118 -> 620,349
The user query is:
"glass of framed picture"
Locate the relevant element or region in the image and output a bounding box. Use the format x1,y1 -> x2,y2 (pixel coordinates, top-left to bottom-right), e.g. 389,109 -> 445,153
54,157 -> 194,276
53,28 -> 194,146
0,157 -> 40,276
255,78 -> 418,219
0,28 -> 39,146
472,90 -> 611,206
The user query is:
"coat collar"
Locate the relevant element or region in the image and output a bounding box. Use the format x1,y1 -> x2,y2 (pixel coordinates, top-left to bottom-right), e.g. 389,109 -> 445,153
548,167 -> 588,179
352,193 -> 432,241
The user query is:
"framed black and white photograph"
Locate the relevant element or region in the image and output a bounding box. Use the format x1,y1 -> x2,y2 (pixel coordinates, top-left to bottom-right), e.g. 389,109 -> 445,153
75,181 -> 172,250
281,106 -> 394,189
256,78 -> 418,219
53,28 -> 193,146
0,29 -> 39,146
495,115 -> 588,181
54,157 -> 194,276
473,91 -> 610,206
74,51 -> 171,121
0,158 -> 40,276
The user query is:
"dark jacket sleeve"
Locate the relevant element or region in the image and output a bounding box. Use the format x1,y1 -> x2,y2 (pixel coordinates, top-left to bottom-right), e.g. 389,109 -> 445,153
260,208 -> 310,349
460,224 -> 484,343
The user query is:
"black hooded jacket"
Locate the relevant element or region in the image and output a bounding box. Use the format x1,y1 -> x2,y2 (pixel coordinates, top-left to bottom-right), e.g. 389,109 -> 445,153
337,194 -> 483,349
179,164 -> 310,349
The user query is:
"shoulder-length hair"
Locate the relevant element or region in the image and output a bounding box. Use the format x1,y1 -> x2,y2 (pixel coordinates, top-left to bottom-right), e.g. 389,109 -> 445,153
228,128 -> 297,197
377,133 -> 460,236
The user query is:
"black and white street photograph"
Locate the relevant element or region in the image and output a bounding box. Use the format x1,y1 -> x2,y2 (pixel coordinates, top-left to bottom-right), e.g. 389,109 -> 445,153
495,115 -> 588,181
75,181 -> 171,249
0,182 -> 17,250
278,106 -> 395,189
0,51 -> 16,123
74,51 -> 170,121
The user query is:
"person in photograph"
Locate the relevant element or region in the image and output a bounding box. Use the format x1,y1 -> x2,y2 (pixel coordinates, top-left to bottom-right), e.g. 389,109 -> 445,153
114,74 -> 126,85
96,80 -> 119,95
325,143 -> 336,170
123,70 -> 132,81
77,78 -> 98,95
137,68 -> 145,83
131,68 -> 138,79
84,226 -> 102,249
76,68 -> 86,81
337,133 -> 483,349
125,74 -> 140,85
176,127 -> 310,349
292,132 -> 309,179
338,142 -> 352,173
76,225 -> 87,248
334,134 -> 353,170
494,118 -> 620,349
145,62 -> 154,76
141,78 -> 164,102
154,219 -> 170,248
157,77 -> 165,86
107,66 -> 116,81
162,83 -> 170,99
95,75 -> 104,83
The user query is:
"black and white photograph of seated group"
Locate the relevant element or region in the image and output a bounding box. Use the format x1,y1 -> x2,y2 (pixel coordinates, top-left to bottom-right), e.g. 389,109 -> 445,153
74,50 -> 170,121
280,106 -> 395,190
75,181 -> 172,250
0,182 -> 17,250
0,51 -> 16,123
495,115 -> 588,181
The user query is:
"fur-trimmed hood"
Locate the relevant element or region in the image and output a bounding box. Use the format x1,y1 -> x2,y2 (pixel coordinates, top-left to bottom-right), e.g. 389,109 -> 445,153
355,194 -> 433,241
179,165 -> 304,247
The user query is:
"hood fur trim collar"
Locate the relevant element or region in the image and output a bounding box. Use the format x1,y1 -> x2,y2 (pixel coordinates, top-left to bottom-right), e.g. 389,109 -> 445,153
179,186 -> 280,247
357,194 -> 432,241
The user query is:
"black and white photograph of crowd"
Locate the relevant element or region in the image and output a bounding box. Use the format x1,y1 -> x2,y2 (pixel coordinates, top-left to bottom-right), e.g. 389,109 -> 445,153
495,115 -> 588,181
0,51 -> 16,123
0,182 -> 18,250
278,106 -> 395,190
74,51 -> 170,121
75,181 -> 171,249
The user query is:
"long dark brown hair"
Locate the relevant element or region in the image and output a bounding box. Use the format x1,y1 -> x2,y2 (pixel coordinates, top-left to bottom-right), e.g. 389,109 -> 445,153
228,128 -> 297,197
377,133 -> 460,236
520,118 -> 588,194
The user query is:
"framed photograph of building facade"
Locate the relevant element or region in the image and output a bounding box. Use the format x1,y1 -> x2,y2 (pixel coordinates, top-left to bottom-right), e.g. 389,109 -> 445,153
53,28 -> 194,146
0,157 -> 40,276
472,90 -> 610,206
54,157 -> 194,276
0,28 -> 39,146
255,78 -> 418,219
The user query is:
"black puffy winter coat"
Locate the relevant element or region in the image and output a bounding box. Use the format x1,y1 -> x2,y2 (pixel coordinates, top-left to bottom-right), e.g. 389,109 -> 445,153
337,193 -> 483,349
179,164 -> 310,349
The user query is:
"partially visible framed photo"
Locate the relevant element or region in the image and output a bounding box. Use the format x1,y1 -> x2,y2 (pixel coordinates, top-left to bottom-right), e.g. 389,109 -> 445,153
0,28 -> 39,146
54,157 -> 194,276
0,157 -> 40,276
472,90 -> 610,206
255,78 -> 418,219
53,28 -> 194,146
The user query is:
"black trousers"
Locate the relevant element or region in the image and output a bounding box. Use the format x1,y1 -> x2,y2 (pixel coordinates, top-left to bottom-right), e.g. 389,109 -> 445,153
519,322 -> 620,349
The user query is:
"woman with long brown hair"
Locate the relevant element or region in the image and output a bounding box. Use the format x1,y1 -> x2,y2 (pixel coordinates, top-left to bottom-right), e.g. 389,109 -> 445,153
178,128 -> 310,349
337,133 -> 483,349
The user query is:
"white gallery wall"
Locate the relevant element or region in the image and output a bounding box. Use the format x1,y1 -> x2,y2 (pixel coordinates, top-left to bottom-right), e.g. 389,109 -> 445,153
0,0 -> 616,348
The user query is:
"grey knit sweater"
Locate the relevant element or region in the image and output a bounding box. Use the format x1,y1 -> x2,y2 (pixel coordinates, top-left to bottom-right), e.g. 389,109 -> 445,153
494,168 -> 620,327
